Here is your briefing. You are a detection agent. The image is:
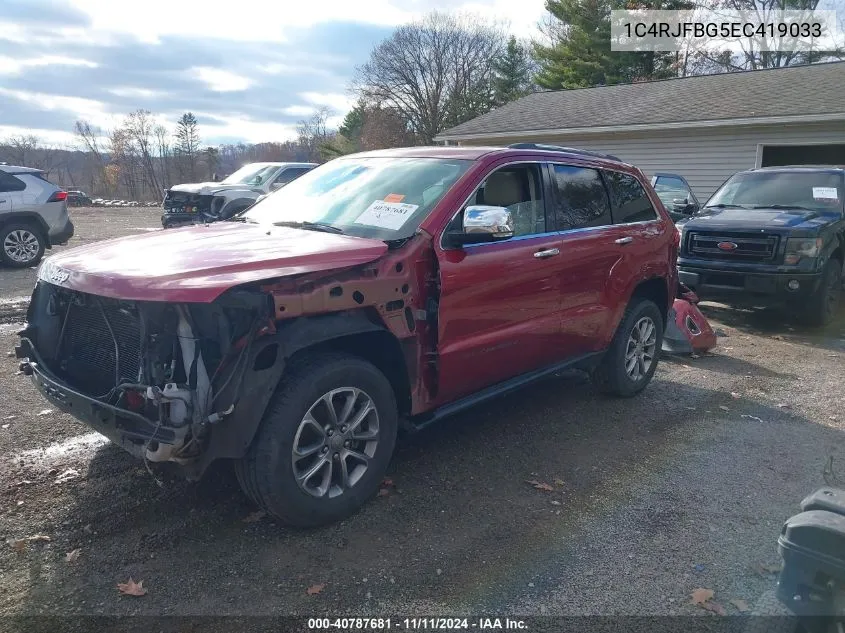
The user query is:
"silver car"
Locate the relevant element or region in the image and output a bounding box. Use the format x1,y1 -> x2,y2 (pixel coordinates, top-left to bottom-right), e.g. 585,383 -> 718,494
0,165 -> 74,267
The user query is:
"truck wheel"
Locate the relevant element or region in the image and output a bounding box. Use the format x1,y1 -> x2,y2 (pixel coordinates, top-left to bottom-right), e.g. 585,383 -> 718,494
592,298 -> 664,397
802,258 -> 841,326
236,352 -> 398,527
0,222 -> 46,268
744,590 -> 798,633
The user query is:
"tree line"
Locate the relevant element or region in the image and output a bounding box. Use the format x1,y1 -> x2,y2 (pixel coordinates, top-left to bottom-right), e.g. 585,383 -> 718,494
1,0 -> 840,200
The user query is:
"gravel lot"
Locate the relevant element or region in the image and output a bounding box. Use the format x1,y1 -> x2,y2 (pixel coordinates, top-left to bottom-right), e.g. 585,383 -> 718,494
1,207 -> 844,624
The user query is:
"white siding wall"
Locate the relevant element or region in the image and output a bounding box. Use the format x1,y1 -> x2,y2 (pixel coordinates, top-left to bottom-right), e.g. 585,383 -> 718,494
459,121 -> 845,201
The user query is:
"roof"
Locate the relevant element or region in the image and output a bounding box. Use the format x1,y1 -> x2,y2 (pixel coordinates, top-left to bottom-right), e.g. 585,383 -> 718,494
752,165 -> 845,172
0,165 -> 44,175
342,146 -> 502,160
437,61 -> 845,141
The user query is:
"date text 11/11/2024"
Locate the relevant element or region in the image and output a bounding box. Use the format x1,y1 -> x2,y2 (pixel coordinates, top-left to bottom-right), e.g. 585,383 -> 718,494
307,617 -> 529,630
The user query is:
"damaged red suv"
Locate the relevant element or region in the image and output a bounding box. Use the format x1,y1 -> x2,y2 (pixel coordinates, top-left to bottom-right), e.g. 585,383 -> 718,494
16,144 -> 678,526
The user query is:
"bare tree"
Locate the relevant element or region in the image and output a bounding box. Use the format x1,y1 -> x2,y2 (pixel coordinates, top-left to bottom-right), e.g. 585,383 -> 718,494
124,110 -> 162,196
296,106 -> 335,161
75,120 -> 107,194
353,12 -> 506,143
153,124 -> 172,190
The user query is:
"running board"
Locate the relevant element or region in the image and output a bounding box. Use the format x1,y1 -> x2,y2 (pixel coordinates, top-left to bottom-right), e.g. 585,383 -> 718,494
406,351 -> 603,432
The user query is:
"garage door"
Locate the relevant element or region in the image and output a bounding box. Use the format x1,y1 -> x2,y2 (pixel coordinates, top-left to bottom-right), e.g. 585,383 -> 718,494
761,144 -> 845,167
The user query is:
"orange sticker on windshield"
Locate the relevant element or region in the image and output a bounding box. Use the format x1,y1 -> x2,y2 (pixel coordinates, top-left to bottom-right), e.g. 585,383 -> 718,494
384,193 -> 405,203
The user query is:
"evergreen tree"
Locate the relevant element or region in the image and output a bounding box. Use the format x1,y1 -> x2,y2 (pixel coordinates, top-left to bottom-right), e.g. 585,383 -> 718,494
174,112 -> 201,181
492,36 -> 534,105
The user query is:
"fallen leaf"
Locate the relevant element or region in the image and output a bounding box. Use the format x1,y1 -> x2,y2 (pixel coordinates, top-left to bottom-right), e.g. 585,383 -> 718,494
719,405 -> 730,411
730,392 -> 741,399
554,479 -> 566,487
242,510 -> 266,523
550,500 -> 561,506
730,599 -> 750,612
378,488 -> 390,497
690,354 -> 700,359
777,403 -> 792,409
772,335 -> 784,341
306,583 -> 325,595
10,539 -> 26,552
741,414 -> 765,423
117,578 -> 147,597
54,468 -> 80,484
701,600 -> 727,616
65,548 -> 81,563
690,588 -> 715,605
37,409 -> 53,416
526,480 -> 554,492
382,478 -> 394,488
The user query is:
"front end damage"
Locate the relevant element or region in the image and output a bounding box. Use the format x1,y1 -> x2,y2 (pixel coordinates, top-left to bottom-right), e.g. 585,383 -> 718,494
161,190 -> 216,227
15,233 -> 440,479
16,282 -> 282,479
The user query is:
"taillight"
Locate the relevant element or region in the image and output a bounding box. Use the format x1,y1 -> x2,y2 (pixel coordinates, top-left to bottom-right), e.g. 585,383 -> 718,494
47,191 -> 67,202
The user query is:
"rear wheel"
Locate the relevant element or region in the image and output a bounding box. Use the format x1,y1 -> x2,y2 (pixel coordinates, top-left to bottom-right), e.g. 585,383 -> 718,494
0,222 -> 46,268
236,353 -> 398,527
592,298 -> 664,397
801,258 -> 841,326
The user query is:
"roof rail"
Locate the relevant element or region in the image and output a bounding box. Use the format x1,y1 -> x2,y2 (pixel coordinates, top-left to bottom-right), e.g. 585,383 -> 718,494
507,143 -> 622,162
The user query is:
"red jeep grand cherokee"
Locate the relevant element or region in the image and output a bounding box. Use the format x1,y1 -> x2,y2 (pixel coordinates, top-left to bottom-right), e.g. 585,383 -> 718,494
16,144 -> 678,526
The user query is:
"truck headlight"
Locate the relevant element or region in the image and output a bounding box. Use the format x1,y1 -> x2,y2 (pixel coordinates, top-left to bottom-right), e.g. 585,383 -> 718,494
784,237 -> 822,265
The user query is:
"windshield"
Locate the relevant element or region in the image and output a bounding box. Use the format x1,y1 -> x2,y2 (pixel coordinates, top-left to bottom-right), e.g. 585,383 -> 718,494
222,164 -> 281,186
242,156 -> 472,240
707,171 -> 844,212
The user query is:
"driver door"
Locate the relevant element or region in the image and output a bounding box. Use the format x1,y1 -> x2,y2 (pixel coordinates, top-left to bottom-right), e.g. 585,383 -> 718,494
434,161 -> 564,404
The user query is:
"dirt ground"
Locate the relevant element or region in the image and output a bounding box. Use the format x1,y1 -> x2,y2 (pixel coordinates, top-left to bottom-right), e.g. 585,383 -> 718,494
1,208 -> 845,624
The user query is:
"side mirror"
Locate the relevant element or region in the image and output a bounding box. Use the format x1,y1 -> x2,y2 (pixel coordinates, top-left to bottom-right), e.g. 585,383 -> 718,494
445,205 -> 514,247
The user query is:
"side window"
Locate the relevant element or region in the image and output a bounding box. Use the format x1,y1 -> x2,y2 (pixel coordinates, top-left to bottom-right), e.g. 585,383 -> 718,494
653,174 -> 694,208
463,163 -> 547,237
0,172 -> 26,193
550,164 -> 612,230
605,171 -> 658,224
273,167 -> 310,186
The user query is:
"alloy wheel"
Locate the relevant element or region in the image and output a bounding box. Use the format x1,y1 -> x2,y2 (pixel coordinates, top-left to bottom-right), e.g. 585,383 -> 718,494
3,229 -> 40,264
291,387 -> 380,499
625,316 -> 657,381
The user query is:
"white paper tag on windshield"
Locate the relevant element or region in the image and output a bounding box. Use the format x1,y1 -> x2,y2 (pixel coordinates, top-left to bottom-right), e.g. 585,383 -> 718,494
354,200 -> 419,230
813,187 -> 839,200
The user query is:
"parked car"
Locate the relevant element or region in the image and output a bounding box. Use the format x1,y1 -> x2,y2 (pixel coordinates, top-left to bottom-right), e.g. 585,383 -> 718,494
161,162 -> 317,228
651,173 -> 700,222
0,165 -> 74,268
677,166 -> 845,325
66,190 -> 92,206
16,144 -> 678,526
91,198 -> 105,206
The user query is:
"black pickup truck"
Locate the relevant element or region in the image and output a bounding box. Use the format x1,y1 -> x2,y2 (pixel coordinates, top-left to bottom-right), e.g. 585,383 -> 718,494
676,166 -> 845,325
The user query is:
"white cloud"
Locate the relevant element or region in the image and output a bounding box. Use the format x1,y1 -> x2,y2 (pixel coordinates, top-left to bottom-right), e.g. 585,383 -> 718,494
0,88 -> 115,125
200,116 -> 300,144
189,67 -> 253,92
0,54 -> 97,75
300,92 -> 355,114
107,86 -> 165,99
282,105 -> 318,117
0,125 -> 78,147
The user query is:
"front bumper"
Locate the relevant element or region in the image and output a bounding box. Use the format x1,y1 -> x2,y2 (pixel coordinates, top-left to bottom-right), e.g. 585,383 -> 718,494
161,212 -> 200,228
48,217 -> 74,246
16,337 -> 177,458
678,265 -> 823,304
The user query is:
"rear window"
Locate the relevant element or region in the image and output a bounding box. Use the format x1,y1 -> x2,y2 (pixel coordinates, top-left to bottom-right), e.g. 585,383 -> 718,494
604,171 -> 658,224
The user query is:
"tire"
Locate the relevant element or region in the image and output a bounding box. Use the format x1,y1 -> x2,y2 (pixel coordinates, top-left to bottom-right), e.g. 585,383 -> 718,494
592,298 -> 664,397
236,352 -> 398,528
744,590 -> 799,633
0,222 -> 46,268
801,258 -> 842,326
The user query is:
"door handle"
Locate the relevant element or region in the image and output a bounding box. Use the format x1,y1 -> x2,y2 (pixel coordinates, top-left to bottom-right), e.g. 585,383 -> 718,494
615,237 -> 633,245
534,248 -> 560,259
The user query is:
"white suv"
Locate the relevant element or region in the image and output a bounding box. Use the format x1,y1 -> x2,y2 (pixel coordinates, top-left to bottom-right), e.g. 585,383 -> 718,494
0,165 -> 74,268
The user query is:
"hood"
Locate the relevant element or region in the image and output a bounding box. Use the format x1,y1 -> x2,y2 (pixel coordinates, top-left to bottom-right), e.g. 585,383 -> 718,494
169,182 -> 262,195
38,222 -> 388,303
681,206 -> 839,232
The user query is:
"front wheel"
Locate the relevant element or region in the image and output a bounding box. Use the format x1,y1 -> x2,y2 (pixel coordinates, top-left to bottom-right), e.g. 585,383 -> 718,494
801,258 -> 842,326
592,298 -> 664,397
236,353 -> 398,527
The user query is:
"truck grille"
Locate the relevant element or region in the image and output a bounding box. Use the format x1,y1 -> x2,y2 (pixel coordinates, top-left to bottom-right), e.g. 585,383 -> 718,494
57,293 -> 141,396
686,232 -> 779,263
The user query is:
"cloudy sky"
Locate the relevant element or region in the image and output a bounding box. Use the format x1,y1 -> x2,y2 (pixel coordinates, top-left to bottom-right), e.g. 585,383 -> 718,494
0,0 -> 547,147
